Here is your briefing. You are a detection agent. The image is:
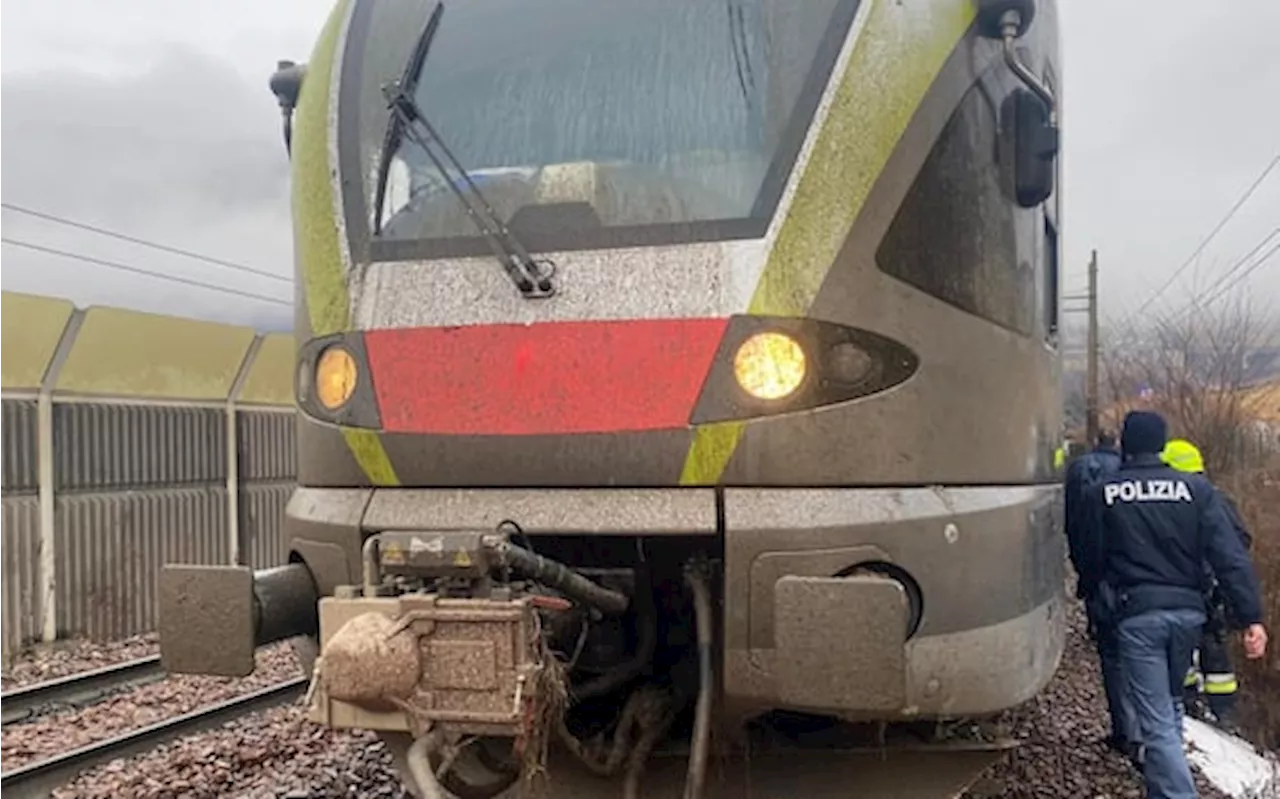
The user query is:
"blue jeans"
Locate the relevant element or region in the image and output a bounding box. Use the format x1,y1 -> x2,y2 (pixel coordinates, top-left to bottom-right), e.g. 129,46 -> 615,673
1092,611 -> 1140,745
1117,608 -> 1206,799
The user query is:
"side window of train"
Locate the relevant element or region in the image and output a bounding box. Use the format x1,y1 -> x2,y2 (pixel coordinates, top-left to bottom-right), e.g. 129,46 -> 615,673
1043,65 -> 1061,345
875,74 -> 1033,337
1044,214 -> 1060,343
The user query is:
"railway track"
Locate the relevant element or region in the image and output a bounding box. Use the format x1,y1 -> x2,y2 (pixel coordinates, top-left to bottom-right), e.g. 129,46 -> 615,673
0,676 -> 308,799
1,656 -> 167,727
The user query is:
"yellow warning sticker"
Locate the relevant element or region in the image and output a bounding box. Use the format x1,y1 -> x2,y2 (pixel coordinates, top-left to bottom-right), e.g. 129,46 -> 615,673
453,549 -> 473,568
382,542 -> 406,565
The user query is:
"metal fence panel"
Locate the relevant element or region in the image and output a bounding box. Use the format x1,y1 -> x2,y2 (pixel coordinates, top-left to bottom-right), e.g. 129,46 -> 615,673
236,410 -> 297,481
240,482 -> 293,569
54,403 -> 226,492
55,488 -> 228,640
2,399 -> 38,494
2,496 -> 41,657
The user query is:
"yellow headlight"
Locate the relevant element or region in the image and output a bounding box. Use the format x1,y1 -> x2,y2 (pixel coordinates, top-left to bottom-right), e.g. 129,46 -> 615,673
315,346 -> 358,410
733,332 -> 806,400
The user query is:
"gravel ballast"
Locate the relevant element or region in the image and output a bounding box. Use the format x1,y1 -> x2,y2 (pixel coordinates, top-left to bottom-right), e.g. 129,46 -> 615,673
1,642 -> 301,773
52,707 -> 407,799
964,597 -> 1235,799
22,590 -> 1256,797
2,634 -> 159,691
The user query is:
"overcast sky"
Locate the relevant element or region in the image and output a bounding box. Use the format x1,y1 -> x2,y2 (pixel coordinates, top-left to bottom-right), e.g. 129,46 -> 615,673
2,0 -> 1278,333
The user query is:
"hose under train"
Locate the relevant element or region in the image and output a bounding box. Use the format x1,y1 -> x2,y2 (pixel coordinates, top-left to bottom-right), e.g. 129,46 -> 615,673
492,540 -> 630,616
572,562 -> 657,705
683,565 -> 714,799
406,731 -> 449,799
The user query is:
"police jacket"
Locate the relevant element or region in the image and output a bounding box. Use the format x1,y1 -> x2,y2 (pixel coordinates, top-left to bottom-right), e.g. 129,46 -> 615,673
1219,492 -> 1253,551
1208,489 -> 1255,628
1064,446 -> 1120,596
1083,453 -> 1263,625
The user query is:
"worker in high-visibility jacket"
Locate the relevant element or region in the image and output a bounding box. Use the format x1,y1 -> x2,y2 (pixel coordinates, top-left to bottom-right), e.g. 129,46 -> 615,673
1162,438 -> 1253,729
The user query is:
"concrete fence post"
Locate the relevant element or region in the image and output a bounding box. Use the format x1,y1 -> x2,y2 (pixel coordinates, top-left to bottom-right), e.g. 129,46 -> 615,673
37,310 -> 86,642
226,335 -> 265,566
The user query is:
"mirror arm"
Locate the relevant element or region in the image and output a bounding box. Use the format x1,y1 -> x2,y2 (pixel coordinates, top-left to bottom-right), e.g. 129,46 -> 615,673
270,60 -> 308,157
998,10 -> 1056,123
279,107 -> 295,156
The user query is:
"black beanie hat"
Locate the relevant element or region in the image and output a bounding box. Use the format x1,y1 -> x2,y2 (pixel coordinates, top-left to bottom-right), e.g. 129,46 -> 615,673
1121,410 -> 1167,456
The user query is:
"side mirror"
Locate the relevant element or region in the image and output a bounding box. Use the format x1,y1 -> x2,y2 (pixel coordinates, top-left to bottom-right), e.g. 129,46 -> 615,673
1002,88 -> 1058,207
269,60 -> 308,156
975,0 -> 1058,208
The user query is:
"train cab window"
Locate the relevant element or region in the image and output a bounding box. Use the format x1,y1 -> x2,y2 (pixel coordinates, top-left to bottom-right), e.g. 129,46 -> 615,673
876,77 -> 1034,337
346,0 -> 862,257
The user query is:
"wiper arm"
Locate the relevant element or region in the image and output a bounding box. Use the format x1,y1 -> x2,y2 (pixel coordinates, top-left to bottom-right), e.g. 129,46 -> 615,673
374,2 -> 556,299
383,84 -> 556,298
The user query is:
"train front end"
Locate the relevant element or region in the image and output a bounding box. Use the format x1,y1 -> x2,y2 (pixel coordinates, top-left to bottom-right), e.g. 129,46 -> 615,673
162,0 -> 1067,795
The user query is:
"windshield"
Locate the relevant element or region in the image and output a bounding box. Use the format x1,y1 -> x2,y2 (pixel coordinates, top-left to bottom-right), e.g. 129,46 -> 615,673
348,0 -> 858,254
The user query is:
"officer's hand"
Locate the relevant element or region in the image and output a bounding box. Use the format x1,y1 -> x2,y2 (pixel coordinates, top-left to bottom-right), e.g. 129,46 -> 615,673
1243,624 -> 1268,660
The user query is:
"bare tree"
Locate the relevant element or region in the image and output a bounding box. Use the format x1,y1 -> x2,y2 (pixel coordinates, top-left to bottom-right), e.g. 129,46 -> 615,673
1099,293 -> 1272,476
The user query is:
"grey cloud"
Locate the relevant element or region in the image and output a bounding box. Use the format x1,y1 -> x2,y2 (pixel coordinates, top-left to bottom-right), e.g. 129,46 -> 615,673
2,47 -> 294,329
1058,0 -> 1280,322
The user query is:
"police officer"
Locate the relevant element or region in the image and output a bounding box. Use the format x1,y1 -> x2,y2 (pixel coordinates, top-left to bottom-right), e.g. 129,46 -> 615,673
1083,411 -> 1267,799
1066,430 -> 1122,555
1064,431 -> 1134,757
1163,438 -> 1253,730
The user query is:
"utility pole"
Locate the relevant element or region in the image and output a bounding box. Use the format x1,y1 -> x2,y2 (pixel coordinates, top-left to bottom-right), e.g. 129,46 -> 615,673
1085,249 -> 1100,445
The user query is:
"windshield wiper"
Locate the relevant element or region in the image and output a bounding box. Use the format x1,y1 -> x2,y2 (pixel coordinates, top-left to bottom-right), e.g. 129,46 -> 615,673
371,0 -> 440,231
373,2 -> 556,299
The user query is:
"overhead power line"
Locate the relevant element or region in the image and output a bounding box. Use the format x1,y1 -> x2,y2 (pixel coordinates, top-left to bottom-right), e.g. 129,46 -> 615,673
1197,239 -> 1280,310
1166,225 -> 1280,322
1,237 -> 291,306
0,202 -> 290,284
1135,150 -> 1280,314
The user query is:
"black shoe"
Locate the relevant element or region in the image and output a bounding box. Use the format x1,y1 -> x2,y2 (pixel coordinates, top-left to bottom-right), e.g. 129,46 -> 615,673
1186,696 -> 1212,722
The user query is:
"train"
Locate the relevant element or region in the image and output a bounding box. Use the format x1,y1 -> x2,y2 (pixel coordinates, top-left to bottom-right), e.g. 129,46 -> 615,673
160,0 -> 1067,796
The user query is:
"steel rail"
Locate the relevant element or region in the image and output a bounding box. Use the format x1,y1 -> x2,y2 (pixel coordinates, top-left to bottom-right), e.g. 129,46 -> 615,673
0,676 -> 308,799
1,656 -> 167,727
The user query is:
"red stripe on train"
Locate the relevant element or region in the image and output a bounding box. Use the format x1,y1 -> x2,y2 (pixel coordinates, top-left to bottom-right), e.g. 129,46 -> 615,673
362,318 -> 729,435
